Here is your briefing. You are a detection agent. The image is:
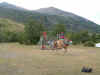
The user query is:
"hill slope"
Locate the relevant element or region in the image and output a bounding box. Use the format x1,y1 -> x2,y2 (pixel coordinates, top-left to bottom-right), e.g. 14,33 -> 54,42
0,18 -> 24,32
0,2 -> 100,33
36,7 -> 100,32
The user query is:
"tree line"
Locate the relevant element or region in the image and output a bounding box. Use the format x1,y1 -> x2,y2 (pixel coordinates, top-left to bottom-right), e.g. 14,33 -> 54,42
0,19 -> 100,47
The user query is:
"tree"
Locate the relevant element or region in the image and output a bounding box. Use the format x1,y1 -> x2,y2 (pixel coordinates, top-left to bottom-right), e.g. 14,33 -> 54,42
51,23 -> 66,36
71,32 -> 81,44
79,31 -> 90,43
91,33 -> 100,43
25,19 -> 45,44
71,31 -> 90,45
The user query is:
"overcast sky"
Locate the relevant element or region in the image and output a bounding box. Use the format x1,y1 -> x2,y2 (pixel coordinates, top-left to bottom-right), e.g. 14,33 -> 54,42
0,0 -> 100,25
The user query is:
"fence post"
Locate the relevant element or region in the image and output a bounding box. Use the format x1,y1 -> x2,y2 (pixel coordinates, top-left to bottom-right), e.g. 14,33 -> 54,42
41,32 -> 47,50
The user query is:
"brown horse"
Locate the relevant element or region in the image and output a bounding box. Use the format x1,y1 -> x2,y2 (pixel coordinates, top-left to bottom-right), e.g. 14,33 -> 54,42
53,40 -> 69,54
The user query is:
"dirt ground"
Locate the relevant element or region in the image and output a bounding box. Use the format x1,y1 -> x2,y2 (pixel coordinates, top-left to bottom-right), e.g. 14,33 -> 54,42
0,43 -> 100,75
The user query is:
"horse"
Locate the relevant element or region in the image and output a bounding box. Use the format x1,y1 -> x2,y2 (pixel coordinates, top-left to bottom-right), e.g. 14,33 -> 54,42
54,40 -> 69,53
48,39 -> 71,54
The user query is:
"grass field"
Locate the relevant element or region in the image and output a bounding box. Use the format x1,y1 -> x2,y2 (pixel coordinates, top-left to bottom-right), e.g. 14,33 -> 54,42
0,43 -> 100,75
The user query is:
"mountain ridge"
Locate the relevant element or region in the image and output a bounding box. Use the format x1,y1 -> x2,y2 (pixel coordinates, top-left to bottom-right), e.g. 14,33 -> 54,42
0,2 -> 100,33
36,7 -> 92,23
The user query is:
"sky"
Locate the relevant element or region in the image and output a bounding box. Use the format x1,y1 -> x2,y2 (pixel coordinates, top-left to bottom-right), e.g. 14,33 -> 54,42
0,0 -> 100,25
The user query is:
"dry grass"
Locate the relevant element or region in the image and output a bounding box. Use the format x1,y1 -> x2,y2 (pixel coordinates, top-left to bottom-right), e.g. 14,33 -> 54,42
0,43 -> 100,75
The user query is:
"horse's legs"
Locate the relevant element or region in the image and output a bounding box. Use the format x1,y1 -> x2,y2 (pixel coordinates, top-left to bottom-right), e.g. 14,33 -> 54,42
63,46 -> 68,55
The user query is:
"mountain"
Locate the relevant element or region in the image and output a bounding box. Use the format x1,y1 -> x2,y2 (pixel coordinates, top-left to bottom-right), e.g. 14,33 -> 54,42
0,2 -> 27,10
36,7 -> 100,32
36,7 -> 91,22
36,7 -> 75,16
0,2 -> 40,23
0,2 -> 100,33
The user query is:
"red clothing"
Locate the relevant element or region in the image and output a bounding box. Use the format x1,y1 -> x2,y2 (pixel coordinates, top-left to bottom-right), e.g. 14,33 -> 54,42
65,44 -> 69,46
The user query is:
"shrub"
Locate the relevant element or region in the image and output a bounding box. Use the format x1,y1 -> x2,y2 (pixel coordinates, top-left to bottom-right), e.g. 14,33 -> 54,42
84,41 -> 94,47
72,41 -> 78,45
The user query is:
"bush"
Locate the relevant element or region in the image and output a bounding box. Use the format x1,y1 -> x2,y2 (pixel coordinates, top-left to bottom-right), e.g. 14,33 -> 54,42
72,41 -> 79,45
0,31 -> 19,42
84,41 -> 95,47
